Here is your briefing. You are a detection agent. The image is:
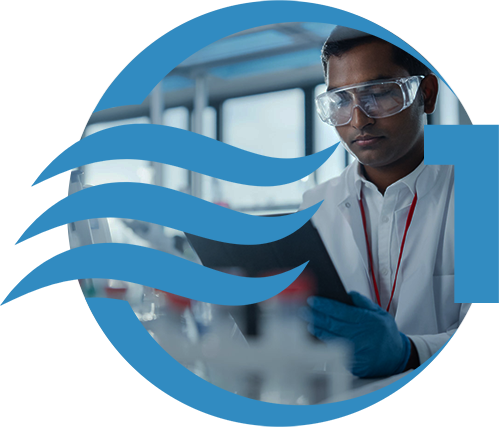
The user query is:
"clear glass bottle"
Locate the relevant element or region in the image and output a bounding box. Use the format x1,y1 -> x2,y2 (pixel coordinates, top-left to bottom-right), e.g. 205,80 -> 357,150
257,269 -> 316,404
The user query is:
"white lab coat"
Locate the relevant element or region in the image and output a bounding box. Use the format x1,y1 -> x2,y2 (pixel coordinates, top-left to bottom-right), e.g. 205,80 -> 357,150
300,161 -> 470,363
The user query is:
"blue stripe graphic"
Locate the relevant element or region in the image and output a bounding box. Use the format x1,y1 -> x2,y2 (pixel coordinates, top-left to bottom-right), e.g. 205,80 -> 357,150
33,125 -> 337,186
18,183 -> 322,245
67,243 -> 307,305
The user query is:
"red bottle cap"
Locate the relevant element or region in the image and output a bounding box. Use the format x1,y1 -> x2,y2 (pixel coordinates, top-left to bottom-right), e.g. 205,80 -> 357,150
156,290 -> 191,311
105,287 -> 128,300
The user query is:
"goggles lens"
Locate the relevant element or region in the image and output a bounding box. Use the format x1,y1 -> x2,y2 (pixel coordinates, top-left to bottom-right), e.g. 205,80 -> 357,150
316,76 -> 424,126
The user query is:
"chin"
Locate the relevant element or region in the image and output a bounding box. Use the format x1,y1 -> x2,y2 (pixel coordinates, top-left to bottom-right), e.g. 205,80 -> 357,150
344,144 -> 380,164
356,154 -> 396,169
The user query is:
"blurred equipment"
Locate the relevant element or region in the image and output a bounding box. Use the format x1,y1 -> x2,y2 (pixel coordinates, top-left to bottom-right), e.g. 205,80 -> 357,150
68,170 -> 145,300
180,216 -> 359,403
68,170 -> 113,247
132,280 -> 352,405
120,218 -> 183,257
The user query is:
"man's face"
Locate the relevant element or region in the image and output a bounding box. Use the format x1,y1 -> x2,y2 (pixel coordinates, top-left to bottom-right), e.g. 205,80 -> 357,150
326,40 -> 425,168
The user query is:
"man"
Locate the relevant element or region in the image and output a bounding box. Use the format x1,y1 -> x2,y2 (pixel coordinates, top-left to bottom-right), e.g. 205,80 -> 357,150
301,26 -> 470,378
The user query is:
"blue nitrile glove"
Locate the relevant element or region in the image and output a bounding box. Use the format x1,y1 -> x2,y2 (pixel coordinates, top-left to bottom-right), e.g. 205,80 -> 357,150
305,291 -> 411,378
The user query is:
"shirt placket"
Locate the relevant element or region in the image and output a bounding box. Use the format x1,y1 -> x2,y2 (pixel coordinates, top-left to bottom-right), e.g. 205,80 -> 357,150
377,190 -> 397,308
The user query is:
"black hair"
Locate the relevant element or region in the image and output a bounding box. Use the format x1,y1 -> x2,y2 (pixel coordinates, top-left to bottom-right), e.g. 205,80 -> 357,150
321,35 -> 432,79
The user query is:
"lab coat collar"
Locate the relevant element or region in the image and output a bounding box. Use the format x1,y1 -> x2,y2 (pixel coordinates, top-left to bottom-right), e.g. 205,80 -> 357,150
352,160 -> 427,199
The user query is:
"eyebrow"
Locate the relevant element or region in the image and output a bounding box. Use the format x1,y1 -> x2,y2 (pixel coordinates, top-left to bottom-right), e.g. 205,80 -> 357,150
326,74 -> 395,92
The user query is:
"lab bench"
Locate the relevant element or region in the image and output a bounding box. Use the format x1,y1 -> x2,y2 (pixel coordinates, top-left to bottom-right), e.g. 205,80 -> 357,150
0,306 -> 394,405
0,306 -> 488,405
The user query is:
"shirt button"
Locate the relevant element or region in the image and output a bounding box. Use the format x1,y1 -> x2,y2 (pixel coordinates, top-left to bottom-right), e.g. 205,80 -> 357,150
382,216 -> 389,223
381,268 -> 389,276
345,202 -> 351,208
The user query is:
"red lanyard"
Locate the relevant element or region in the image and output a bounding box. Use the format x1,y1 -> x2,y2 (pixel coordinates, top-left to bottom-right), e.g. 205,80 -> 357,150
358,192 -> 418,312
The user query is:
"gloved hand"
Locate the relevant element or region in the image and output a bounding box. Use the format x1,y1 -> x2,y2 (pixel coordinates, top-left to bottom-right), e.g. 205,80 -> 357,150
304,291 -> 411,378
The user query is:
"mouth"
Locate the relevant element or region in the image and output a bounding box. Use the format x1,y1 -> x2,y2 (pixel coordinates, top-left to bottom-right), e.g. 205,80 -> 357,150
351,135 -> 385,148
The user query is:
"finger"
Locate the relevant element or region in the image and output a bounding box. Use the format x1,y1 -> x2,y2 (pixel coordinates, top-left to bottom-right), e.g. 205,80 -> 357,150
308,325 -> 342,343
298,306 -> 314,323
349,291 -> 384,312
308,308 -> 360,337
300,307 -> 358,337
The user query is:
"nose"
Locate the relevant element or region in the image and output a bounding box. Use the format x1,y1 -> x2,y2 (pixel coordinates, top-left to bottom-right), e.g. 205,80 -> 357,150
350,105 -> 375,130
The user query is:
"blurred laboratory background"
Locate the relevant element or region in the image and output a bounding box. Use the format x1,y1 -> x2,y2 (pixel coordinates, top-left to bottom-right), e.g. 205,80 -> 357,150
0,21 -> 499,254
81,22 -> 470,229
0,20 -> 499,404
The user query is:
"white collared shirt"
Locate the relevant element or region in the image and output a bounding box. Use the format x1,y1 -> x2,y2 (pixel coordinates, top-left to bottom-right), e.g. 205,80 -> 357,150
353,161 -> 426,315
300,160 -> 469,363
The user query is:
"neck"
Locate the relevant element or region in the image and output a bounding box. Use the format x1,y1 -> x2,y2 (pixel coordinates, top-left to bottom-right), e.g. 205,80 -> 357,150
362,149 -> 424,195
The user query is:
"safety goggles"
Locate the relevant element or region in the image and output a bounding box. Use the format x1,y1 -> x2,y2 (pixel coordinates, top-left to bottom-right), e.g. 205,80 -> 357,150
315,75 -> 425,126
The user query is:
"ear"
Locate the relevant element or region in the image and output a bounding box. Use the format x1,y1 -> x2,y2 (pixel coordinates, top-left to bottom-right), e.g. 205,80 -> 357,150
421,74 -> 439,114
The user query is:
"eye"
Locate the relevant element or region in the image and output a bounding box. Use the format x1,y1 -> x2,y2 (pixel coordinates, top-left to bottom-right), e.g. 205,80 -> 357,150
331,91 -> 352,108
368,84 -> 395,99
372,90 -> 393,99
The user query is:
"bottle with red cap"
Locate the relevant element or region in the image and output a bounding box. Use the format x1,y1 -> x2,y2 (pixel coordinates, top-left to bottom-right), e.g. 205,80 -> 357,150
104,279 -> 128,301
258,269 -> 316,344
254,269 -> 318,403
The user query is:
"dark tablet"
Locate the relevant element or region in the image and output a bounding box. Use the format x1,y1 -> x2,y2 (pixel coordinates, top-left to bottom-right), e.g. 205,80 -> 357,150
185,219 -> 352,305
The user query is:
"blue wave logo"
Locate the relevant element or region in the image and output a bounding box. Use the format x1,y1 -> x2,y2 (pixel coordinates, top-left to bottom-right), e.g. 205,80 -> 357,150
5,124 -> 332,305
2,2 -> 452,425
